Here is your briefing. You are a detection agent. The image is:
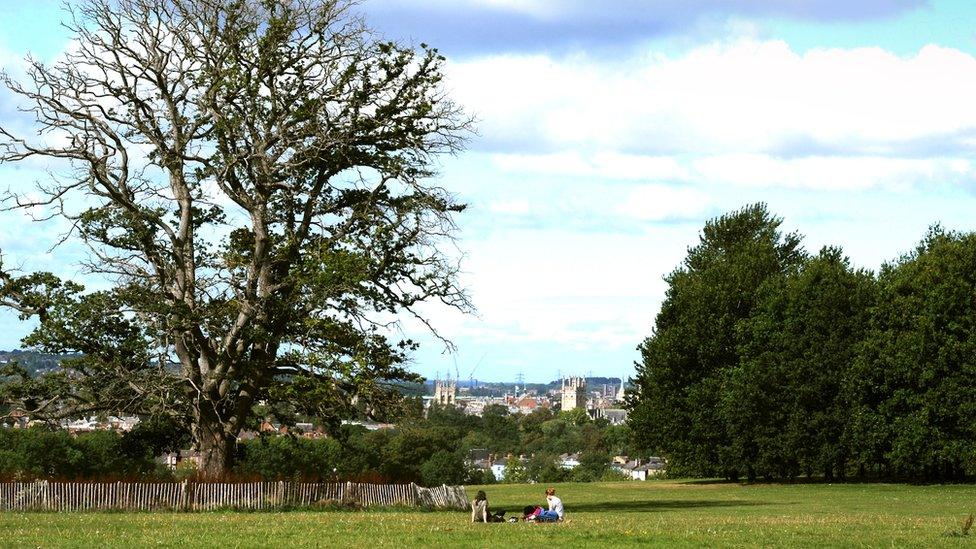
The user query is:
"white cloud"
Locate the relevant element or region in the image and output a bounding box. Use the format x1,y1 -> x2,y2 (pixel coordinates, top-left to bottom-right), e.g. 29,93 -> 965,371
448,41 -> 976,159
445,40 -> 976,194
618,184 -> 711,220
487,198 -> 532,215
399,226 -> 694,352
492,151 -> 689,181
693,154 -> 974,190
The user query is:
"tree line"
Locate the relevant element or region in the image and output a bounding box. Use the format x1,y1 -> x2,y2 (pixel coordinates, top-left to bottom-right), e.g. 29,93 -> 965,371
0,405 -> 636,485
628,203 -> 976,481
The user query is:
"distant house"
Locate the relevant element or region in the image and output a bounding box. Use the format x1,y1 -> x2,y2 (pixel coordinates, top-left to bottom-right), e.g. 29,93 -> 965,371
107,416 -> 141,431
292,422 -> 328,438
559,453 -> 581,470
63,418 -> 99,434
612,456 -> 666,480
596,408 -> 629,425
158,450 -> 202,470
340,420 -> 396,431
237,429 -> 260,441
515,396 -> 540,413
469,457 -> 494,480
588,407 -> 628,425
490,457 -> 509,481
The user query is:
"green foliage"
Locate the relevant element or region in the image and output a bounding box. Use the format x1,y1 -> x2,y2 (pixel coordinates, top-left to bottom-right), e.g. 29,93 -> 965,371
419,450 -> 467,486
571,450 -> 612,482
630,205 -> 976,481
725,246 -> 876,480
845,228 -> 976,480
0,427 -> 164,480
502,458 -> 528,484
631,203 -> 805,478
236,436 -> 342,480
0,0 -> 471,477
525,453 -> 569,483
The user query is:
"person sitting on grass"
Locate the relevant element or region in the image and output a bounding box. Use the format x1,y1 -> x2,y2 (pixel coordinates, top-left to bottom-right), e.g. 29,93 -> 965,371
522,505 -> 559,522
545,487 -> 564,521
471,490 -> 505,523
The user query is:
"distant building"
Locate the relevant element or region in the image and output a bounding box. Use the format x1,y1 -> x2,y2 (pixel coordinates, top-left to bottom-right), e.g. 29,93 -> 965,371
612,456 -> 666,481
615,380 -> 627,402
434,380 -> 457,406
158,450 -> 202,470
490,457 -> 509,481
61,415 -> 141,434
340,420 -> 396,431
559,453 -> 581,469
591,408 -> 629,425
561,377 -> 587,411
514,395 -> 543,413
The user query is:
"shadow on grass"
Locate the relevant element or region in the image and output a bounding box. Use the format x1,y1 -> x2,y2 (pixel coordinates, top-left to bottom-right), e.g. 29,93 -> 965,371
498,499 -> 771,514
671,477 -> 975,486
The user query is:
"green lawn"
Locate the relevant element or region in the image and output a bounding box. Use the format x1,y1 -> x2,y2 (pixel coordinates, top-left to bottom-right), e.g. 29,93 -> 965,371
1,481 -> 975,547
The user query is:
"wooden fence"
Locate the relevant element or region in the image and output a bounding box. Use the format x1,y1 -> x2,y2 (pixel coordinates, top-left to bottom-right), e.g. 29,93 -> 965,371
0,481 -> 469,512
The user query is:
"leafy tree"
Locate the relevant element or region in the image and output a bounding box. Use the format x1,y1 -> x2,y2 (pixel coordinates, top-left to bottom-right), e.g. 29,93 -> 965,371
603,424 -> 634,457
571,449 -> 611,482
0,0 -> 470,477
0,428 -> 82,479
629,204 -> 805,478
473,468 -> 497,485
236,435 -> 342,480
379,425 -> 457,483
502,458 -> 528,484
846,228 -> 976,480
524,453 -> 568,483
479,405 -> 520,454
0,427 -> 162,480
336,427 -> 391,478
727,247 -> 875,480
120,416 -> 192,462
516,407 -> 556,454
419,450 -> 466,486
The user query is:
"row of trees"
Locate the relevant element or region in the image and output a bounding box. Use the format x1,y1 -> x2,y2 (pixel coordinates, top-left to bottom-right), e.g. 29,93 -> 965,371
0,405 -> 636,485
629,204 -> 976,481
223,404 -> 636,485
0,418 -> 187,480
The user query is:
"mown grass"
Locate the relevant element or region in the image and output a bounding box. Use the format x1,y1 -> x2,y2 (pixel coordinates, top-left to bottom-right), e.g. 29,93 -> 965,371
1,480 -> 975,547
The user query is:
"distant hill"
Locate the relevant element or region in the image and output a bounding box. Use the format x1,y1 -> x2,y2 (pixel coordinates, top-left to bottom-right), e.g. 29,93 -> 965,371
0,350 -> 81,377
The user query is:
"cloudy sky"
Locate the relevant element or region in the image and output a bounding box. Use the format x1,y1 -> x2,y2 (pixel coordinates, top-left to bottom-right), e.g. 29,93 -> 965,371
2,0 -> 976,382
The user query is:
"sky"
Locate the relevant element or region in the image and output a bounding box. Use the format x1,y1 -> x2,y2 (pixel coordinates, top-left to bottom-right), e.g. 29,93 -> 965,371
2,0 -> 976,383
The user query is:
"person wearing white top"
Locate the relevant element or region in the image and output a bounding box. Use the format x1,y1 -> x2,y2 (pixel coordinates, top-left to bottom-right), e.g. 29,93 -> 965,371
545,487 -> 564,520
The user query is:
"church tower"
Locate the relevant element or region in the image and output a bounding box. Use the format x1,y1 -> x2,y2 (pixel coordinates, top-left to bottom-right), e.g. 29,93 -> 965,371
561,377 -> 587,411
434,379 -> 456,406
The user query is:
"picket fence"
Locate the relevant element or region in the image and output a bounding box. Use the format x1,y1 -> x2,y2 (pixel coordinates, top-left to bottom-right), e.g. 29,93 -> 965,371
0,481 -> 469,512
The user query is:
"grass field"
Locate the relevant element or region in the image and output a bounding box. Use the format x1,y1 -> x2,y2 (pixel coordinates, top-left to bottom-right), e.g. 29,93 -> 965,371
1,480 -> 975,547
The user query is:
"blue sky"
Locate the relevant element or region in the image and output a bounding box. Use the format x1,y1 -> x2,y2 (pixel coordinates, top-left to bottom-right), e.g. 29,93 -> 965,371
2,1 -> 976,382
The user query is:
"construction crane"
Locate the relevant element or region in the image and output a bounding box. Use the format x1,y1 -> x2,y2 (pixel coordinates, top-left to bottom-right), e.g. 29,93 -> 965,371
467,352 -> 486,389
452,352 -> 486,390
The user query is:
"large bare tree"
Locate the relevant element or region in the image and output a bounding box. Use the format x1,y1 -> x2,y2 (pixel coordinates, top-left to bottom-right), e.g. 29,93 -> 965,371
0,0 -> 470,477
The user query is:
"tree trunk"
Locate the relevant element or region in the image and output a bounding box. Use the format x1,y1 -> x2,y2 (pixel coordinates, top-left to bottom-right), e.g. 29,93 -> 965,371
194,408 -> 235,480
